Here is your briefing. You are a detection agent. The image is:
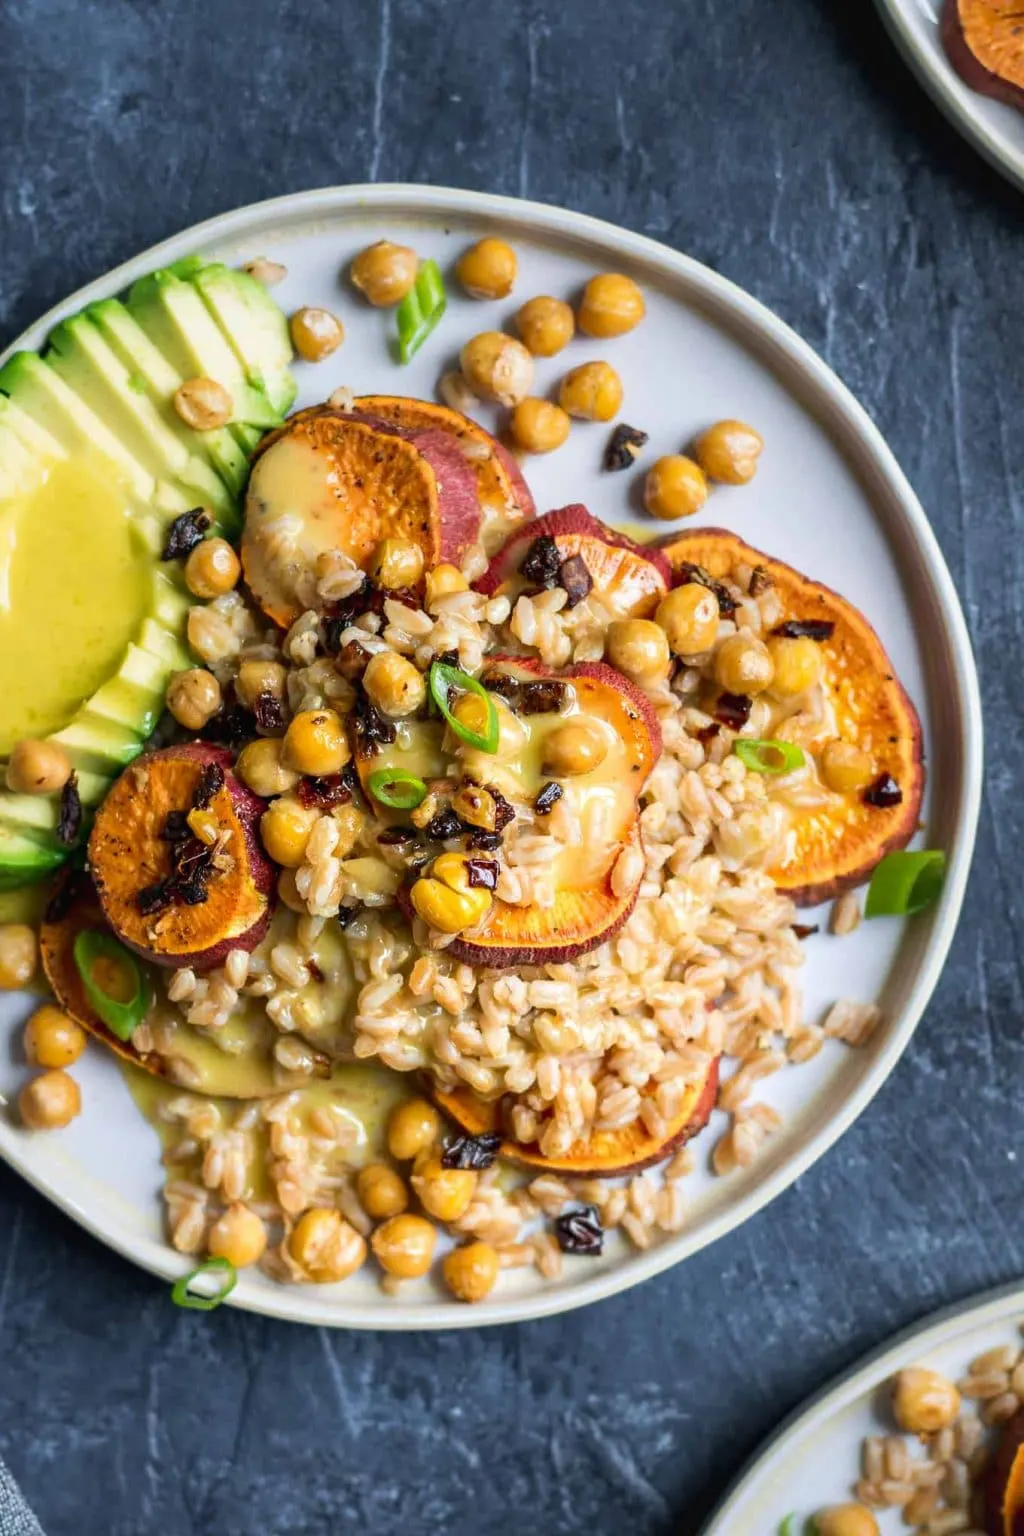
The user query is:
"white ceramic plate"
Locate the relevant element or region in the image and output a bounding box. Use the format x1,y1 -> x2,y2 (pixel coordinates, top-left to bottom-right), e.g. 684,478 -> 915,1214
704,1280 -> 1024,1530
0,184 -> 982,1330
876,0 -> 1024,193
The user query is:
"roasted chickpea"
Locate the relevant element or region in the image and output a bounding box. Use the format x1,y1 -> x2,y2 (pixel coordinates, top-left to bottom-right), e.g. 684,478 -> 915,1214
235,658 -> 288,710
510,398 -> 571,455
820,739 -> 874,795
18,1069 -> 81,1130
0,924 -> 37,990
456,237 -> 517,300
713,633 -> 775,696
350,240 -> 419,307
387,1097 -> 442,1161
6,739 -> 71,796
443,1241 -> 500,1303
558,360 -> 623,422
174,377 -> 233,431
578,273 -> 645,338
813,1507 -> 879,1536
184,537 -> 240,599
514,295 -> 575,357
243,256 -> 287,287
166,667 -> 223,731
362,651 -> 427,718
370,1213 -> 437,1278
644,455 -> 708,521
288,1208 -> 367,1283
260,795 -> 319,867
208,1203 -> 268,1268
656,584 -> 719,657
235,737 -> 301,797
605,618 -> 671,685
694,419 -> 764,485
451,693 -> 526,763
282,709 -> 350,777
412,1155 -> 477,1223
542,719 -> 608,777
289,306 -> 344,362
460,332 -> 534,407
411,851 -> 493,934
277,868 -> 306,913
451,782 -> 497,831
356,1163 -> 409,1220
767,635 -> 822,697
425,564 -> 469,607
891,1367 -> 960,1435
24,1005 -> 86,1069
368,536 -> 426,590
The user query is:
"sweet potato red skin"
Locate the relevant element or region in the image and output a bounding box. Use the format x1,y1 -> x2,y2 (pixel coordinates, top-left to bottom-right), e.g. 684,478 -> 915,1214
984,1407 -> 1024,1535
476,504 -> 671,614
89,743 -> 274,971
942,0 -> 1024,112
429,1056 -> 720,1176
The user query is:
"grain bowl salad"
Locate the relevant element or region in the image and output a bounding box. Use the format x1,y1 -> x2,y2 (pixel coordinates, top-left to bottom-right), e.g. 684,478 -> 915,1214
0,238 -> 942,1308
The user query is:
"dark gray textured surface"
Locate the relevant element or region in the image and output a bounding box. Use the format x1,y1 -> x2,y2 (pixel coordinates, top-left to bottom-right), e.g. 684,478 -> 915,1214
0,1 -> 1019,1532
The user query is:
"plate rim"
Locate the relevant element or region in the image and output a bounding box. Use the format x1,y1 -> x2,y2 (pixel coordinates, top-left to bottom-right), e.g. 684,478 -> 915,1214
702,1277 -> 1024,1530
0,181 -> 983,1331
875,0 -> 1024,195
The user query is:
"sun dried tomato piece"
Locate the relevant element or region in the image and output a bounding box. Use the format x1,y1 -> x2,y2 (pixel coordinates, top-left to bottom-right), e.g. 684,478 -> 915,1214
554,1204 -> 604,1255
520,534 -> 562,588
57,773 -> 82,846
520,679 -> 568,715
713,692 -> 752,729
468,829 -> 502,851
441,1132 -> 502,1170
426,808 -> 464,842
534,781 -> 563,815
296,766 -> 356,811
487,784 -> 516,834
675,561 -> 737,617
604,422 -> 649,472
466,858 -> 498,890
559,554 -> 593,608
192,761 -> 225,811
863,773 -> 903,808
252,692 -> 285,732
792,923 -> 820,940
160,508 -> 211,562
772,619 -> 835,642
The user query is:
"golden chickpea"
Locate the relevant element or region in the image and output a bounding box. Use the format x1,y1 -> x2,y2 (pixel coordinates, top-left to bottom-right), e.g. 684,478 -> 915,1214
577,273 -> 645,338
0,924 -> 38,989
605,618 -> 671,685
235,737 -> 301,797
656,584 -> 719,657
456,237 -> 517,300
356,1163 -> 409,1221
184,538 -> 241,599
767,635 -> 823,697
451,692 -> 526,761
166,668 -> 223,732
368,537 -> 426,590
260,795 -> 319,867
277,868 -> 306,913
460,332 -> 534,408
282,709 -> 350,777
694,419 -> 764,485
174,377 -> 233,431
443,1241 -> 500,1303
371,1212 -> 437,1278
18,1069 -> 81,1130
813,1507 -> 879,1536
412,1155 -> 477,1223
510,398 -> 571,455
288,1207 -> 367,1283
451,782 -> 497,831
235,658 -> 288,710
713,633 -> 775,696
362,651 -> 427,718
6,739 -> 71,795
410,848 -> 493,933
558,360 -> 623,422
388,1098 -> 442,1161
350,240 -> 419,307
425,563 -> 470,607
644,456 -> 708,522
542,719 -> 609,777
24,1005 -> 86,1069
515,295 -> 575,356
208,1203 -> 268,1268
820,739 -> 875,795
891,1367 -> 960,1436
289,306 -> 344,363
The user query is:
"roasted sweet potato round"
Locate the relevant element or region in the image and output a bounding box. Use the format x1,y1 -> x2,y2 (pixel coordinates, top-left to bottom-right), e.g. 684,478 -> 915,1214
656,527 -> 924,906
89,743 -> 274,970
430,1056 -> 719,1176
942,0 -> 1024,111
984,1406 -> 1024,1535
242,406 -> 481,627
476,504 -> 671,617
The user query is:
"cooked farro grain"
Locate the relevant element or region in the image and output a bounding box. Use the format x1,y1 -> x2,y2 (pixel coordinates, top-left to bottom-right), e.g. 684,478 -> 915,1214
831,890 -> 862,936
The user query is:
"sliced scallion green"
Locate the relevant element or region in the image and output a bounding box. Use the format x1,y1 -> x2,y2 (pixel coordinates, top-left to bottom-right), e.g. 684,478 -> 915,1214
73,929 -> 150,1042
171,1257 -> 238,1312
396,259 -> 447,363
733,738 -> 805,776
367,769 -> 428,809
429,661 -> 499,754
865,849 -> 945,918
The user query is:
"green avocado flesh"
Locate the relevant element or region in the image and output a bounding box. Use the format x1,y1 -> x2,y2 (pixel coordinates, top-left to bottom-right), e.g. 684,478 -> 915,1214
0,258 -> 296,887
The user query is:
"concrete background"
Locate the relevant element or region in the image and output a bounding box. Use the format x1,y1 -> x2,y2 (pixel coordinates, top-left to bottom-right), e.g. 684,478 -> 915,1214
1,1 -> 1021,1532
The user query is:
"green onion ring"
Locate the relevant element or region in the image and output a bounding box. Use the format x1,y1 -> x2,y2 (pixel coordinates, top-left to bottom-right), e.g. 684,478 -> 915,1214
865,849 -> 945,918
733,738 -> 805,776
429,661 -> 499,754
73,929 -> 150,1042
171,1258 -> 238,1312
367,769 -> 428,809
396,259 -> 447,363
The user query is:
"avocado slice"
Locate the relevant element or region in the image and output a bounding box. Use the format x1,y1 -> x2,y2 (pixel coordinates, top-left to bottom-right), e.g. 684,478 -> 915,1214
0,826 -> 66,892
87,297 -> 251,503
175,260 -> 297,418
0,393 -> 69,465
